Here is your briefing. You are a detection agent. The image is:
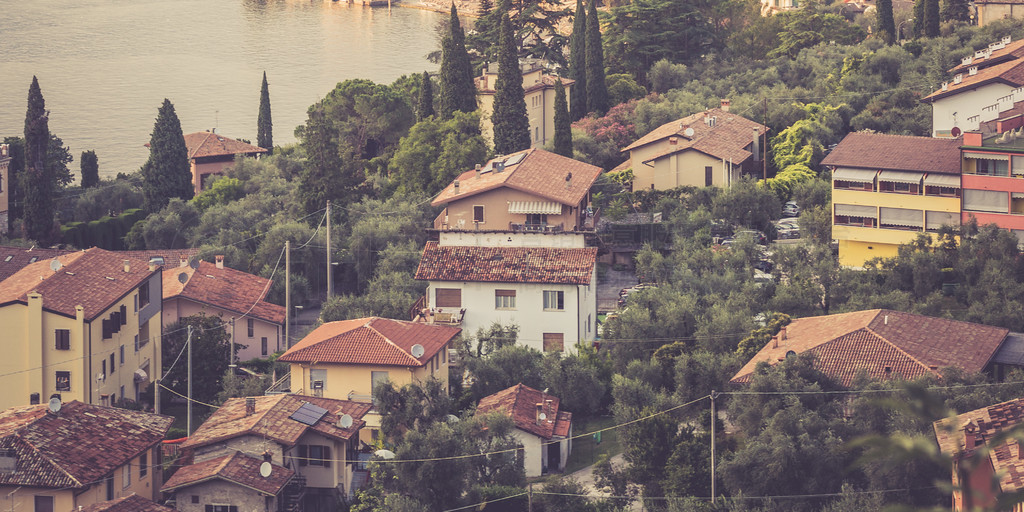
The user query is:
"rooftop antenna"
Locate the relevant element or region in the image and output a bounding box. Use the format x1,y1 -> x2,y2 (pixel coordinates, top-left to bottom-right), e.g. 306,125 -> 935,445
339,414 -> 353,429
47,397 -> 61,415
49,259 -> 62,273
189,258 -> 199,270
178,272 -> 189,284
411,344 -> 425,358
259,461 -> 272,478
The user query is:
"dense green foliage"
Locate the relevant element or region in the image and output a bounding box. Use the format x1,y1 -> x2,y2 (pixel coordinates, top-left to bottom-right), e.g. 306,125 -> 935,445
22,76 -> 57,244
568,0 -> 588,120
257,71 -> 273,152
584,0 -> 608,116
438,4 -> 477,118
79,150 -> 99,188
389,111 -> 487,196
161,314 -> 236,406
141,99 -> 192,212
492,14 -> 532,154
417,71 -> 434,120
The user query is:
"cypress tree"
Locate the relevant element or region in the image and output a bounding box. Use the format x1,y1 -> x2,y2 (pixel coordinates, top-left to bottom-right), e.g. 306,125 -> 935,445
80,150 -> 99,188
418,71 -> 435,120
438,4 -> 477,118
942,0 -> 970,22
492,14 -> 531,154
585,0 -> 608,116
925,0 -> 940,36
568,0 -> 588,120
23,76 -> 56,244
142,99 -> 192,212
912,0 -> 925,37
877,0 -> 896,43
257,71 -> 273,153
552,80 -> 573,157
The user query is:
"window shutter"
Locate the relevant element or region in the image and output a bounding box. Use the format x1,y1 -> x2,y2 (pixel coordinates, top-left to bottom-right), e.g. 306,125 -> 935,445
205,506 -> 213,512
435,288 -> 462,308
298,445 -> 308,466
120,305 -> 127,325
323,446 -> 331,468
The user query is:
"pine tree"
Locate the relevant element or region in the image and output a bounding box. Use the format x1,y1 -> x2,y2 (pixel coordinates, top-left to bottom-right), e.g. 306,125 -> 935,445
418,71 -> 435,120
925,0 -> 940,36
568,0 -> 588,120
257,71 -> 273,153
877,0 -> 896,43
585,0 -> 608,116
552,79 -> 573,157
80,150 -> 99,188
438,4 -> 477,118
492,14 -> 531,154
141,99 -> 192,212
22,76 -> 56,244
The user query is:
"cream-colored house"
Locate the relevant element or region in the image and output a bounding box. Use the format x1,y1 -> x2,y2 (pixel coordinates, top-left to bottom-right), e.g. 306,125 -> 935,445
0,248 -> 162,410
162,256 -> 284,361
475,384 -> 572,477
616,102 -> 768,191
476,60 -> 573,148
183,131 -> 267,196
276,318 -> 462,443
0,400 -> 171,512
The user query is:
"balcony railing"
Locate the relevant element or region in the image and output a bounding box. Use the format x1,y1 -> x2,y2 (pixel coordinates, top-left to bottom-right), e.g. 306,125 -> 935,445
266,372 -> 292,395
412,305 -> 465,325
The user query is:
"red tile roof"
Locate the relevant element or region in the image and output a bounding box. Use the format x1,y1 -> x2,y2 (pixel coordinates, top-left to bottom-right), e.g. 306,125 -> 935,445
949,39 -> 1024,73
0,246 -> 73,282
432,148 -> 603,208
934,397 -> 1024,493
181,394 -> 371,451
924,58 -> 1024,103
0,248 -> 157,321
184,132 -> 268,159
820,132 -> 964,174
279,318 -> 461,367
78,494 -> 176,512
731,309 -> 1009,386
476,384 -> 572,439
162,451 -> 294,495
415,242 -> 597,285
0,401 -> 172,489
621,108 -> 767,163
117,248 -> 200,266
163,261 -> 285,324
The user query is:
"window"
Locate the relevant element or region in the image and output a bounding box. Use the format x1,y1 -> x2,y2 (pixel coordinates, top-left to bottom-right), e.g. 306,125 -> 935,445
964,189 -> 1009,213
55,371 -> 70,391
495,290 -> 516,309
109,354 -> 115,374
833,180 -> 874,191
247,318 -> 254,338
924,185 -> 960,197
205,506 -> 238,512
834,215 -> 876,227
435,288 -> 462,308
55,329 -> 70,350
543,291 -> 564,311
879,181 -> 920,194
371,371 -> 389,394
926,211 -> 959,231
261,337 -> 268,356
33,496 -> 53,512
119,305 -> 127,326
101,359 -> 107,377
106,475 -> 114,500
138,282 -> 150,309
535,127 -> 540,141
192,496 -> 200,504
30,393 -> 39,405
525,213 -> 547,227
473,205 -> 485,223
1013,193 -> 1024,215
122,461 -> 131,488
878,207 -> 924,231
310,369 -> 326,397
119,345 -> 124,365
543,333 -> 565,352
705,166 -> 713,187
135,452 -> 147,479
102,319 -> 112,340
976,157 -> 1010,176
134,335 -> 139,352
298,444 -> 332,467
134,294 -> 138,313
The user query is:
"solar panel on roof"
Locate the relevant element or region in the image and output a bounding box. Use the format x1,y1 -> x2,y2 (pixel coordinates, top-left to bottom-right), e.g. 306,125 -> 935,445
289,402 -> 328,426
503,152 -> 526,167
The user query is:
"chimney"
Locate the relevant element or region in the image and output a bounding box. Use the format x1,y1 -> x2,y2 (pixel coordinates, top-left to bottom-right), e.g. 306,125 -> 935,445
752,128 -> 761,162
884,315 -> 889,325
454,180 -> 460,193
772,334 -> 779,349
720,99 -> 731,112
475,163 -> 482,177
964,420 -> 980,450
123,260 -> 131,273
779,326 -> 787,340
180,255 -> 189,268
0,144 -> 8,158
565,172 -> 573,189
148,261 -> 158,272
245,397 -> 256,416
215,255 -> 224,269
536,403 -> 543,424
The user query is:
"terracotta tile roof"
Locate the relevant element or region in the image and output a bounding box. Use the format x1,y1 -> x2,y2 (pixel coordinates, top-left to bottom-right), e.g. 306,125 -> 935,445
934,397 -> 1024,493
432,148 -> 602,208
163,261 -> 285,324
0,246 -> 73,282
621,108 -> 767,163
162,451 -> 294,495
949,39 -> 1024,73
476,383 -> 572,439
117,248 -> 200,266
0,248 -> 157,321
78,494 -> 176,512
279,318 -> 461,367
184,132 -> 268,159
924,58 -> 1024,103
415,242 -> 597,285
731,309 -> 1009,386
0,401 -> 171,489
181,395 -> 371,451
820,132 -> 964,174
476,72 -> 575,94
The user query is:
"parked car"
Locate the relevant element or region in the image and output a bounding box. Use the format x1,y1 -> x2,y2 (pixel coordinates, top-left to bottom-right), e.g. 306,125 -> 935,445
777,228 -> 800,240
617,283 -> 657,308
753,260 -> 774,273
782,201 -> 801,217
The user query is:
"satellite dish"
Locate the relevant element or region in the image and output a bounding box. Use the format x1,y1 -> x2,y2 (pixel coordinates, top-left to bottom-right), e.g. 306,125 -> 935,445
374,449 -> 396,460
49,259 -> 62,272
951,126 -> 962,137
411,344 -> 425,358
259,461 -> 272,478
189,258 -> 199,269
47,397 -> 61,414
339,414 -> 353,429
683,127 -> 695,137
538,412 -> 547,421
177,272 -> 189,284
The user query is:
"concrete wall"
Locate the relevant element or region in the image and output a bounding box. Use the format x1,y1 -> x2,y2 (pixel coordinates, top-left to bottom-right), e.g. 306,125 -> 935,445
931,83 -> 1017,137
162,297 -> 282,361
172,479 -> 275,512
630,144 -> 740,191
438,230 -> 586,248
978,3 -> 1024,27
193,435 -> 287,466
191,156 -> 236,196
477,69 -> 571,149
436,186 -> 583,232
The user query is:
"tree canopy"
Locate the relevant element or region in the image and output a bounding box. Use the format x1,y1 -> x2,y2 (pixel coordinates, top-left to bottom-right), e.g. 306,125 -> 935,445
141,99 -> 192,212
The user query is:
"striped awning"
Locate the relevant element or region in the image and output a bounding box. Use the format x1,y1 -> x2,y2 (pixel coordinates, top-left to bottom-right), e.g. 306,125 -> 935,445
832,168 -> 878,183
509,201 -> 562,215
877,170 -> 925,184
923,173 -> 960,187
835,204 -> 877,217
963,152 -> 1008,160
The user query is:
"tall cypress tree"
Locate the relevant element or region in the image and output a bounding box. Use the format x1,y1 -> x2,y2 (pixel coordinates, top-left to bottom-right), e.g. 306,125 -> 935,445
585,0 -> 608,116
492,14 -> 531,154
877,0 -> 896,43
912,0 -> 925,37
23,76 -> 55,244
552,80 -> 573,157
568,0 -> 588,120
925,0 -> 940,36
257,71 -> 273,153
418,71 -> 435,120
942,0 -> 970,21
141,99 -> 192,212
438,4 -> 477,118
80,150 -> 99,188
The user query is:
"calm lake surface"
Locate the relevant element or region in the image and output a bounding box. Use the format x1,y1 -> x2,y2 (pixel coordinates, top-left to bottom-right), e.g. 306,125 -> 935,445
1,0 -> 443,179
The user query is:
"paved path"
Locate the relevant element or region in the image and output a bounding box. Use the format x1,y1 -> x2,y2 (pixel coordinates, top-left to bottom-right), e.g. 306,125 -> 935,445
558,453 -> 641,511
597,268 -> 638,314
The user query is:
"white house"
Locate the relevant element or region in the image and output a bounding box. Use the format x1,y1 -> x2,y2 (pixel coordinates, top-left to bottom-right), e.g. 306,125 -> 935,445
475,383 -> 572,477
414,242 -> 598,353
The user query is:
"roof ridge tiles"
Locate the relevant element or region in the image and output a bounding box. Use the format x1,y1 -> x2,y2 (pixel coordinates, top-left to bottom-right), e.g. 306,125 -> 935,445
861,324 -> 943,378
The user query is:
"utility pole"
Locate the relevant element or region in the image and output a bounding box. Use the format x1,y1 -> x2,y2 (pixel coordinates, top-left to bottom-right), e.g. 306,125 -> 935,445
527,483 -> 533,512
229,317 -> 236,368
326,201 -> 332,301
763,97 -> 768,181
285,240 -> 291,349
710,390 -> 718,503
187,325 -> 194,436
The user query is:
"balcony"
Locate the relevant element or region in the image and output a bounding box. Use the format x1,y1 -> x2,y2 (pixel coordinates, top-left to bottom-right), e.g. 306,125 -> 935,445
509,222 -> 564,233
411,304 -> 465,325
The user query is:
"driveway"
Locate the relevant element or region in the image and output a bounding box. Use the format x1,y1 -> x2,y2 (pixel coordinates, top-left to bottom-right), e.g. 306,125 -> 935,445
597,267 -> 638,314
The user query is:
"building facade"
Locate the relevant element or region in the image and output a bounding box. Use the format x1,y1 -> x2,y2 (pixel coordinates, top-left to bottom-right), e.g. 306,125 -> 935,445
476,60 -> 573,148
183,131 -> 267,196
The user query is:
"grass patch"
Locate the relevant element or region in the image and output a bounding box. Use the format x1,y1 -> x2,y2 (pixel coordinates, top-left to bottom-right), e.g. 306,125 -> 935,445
561,416 -> 623,475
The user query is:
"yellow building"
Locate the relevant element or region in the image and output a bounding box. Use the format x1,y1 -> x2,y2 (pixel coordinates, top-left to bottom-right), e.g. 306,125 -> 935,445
276,318 -> 462,443
476,60 -> 573,149
821,132 -> 964,267
0,400 -> 171,511
0,248 -> 163,410
616,101 -> 768,191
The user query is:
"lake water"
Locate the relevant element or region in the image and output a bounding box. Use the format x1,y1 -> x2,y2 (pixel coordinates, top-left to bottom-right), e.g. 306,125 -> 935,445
1,0 -> 443,179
